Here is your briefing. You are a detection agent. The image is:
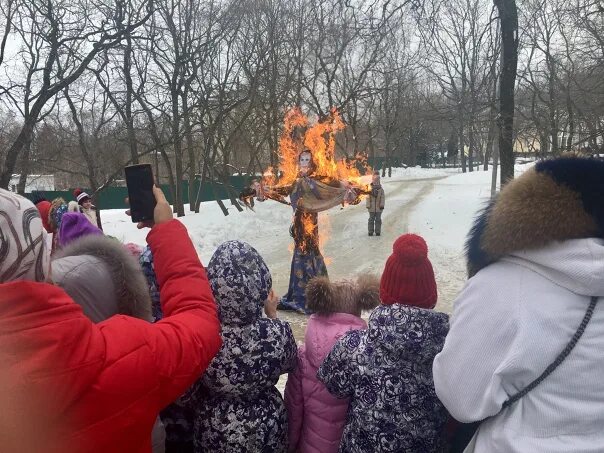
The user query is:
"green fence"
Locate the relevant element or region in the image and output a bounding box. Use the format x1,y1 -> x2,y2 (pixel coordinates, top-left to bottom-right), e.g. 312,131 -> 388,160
25,176 -> 250,210
25,159 -> 394,209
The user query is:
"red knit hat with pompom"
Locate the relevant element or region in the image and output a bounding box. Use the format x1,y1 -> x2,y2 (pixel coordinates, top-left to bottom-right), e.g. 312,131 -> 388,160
380,233 -> 437,309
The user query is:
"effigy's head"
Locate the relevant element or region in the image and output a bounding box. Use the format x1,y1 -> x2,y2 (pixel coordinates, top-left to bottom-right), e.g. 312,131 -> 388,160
298,150 -> 315,176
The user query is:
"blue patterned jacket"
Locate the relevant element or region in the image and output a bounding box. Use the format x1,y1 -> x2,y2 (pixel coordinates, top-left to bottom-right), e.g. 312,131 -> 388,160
318,304 -> 449,453
184,240 -> 298,453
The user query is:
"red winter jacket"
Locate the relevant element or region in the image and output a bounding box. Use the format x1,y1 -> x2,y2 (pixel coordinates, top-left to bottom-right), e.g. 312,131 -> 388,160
0,220 -> 221,453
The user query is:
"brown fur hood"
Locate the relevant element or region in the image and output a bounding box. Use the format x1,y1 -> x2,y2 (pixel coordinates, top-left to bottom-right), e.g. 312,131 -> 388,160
466,157 -> 604,277
52,235 -> 152,322
306,274 -> 381,316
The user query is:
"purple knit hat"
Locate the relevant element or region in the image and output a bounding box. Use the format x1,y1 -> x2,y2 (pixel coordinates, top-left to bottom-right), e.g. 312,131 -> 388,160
58,212 -> 103,247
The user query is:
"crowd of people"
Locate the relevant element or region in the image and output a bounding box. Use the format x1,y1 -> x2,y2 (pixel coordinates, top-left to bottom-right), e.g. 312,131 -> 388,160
0,156 -> 603,453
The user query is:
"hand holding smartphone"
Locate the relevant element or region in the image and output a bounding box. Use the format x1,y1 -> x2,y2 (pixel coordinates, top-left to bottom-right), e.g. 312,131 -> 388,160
125,164 -> 156,223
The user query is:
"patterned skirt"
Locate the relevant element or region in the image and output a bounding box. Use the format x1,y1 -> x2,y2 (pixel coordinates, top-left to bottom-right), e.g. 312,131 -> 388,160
279,247 -> 328,314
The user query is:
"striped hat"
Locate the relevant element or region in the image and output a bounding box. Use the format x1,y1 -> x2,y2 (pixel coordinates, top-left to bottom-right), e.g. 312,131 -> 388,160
74,188 -> 91,205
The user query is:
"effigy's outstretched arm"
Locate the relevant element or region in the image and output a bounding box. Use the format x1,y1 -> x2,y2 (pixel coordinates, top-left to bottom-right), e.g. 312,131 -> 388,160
239,182 -> 293,208
346,183 -> 371,205
337,180 -> 371,205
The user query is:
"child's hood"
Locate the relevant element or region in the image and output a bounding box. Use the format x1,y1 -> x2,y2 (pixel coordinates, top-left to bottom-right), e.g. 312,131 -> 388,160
207,240 -> 272,325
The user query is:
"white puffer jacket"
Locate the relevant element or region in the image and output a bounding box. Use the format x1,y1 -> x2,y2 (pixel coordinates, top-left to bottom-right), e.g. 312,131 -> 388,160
434,238 -> 604,453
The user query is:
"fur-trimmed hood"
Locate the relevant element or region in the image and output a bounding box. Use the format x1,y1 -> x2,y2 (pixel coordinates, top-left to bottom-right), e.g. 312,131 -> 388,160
52,235 -> 152,322
467,157 -> 604,277
306,274 -> 380,316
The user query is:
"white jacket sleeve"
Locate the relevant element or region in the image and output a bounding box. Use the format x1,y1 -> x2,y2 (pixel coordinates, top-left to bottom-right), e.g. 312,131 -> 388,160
433,265 -> 522,423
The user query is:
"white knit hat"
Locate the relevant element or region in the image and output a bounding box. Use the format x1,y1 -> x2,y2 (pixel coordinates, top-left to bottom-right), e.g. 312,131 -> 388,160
0,189 -> 49,283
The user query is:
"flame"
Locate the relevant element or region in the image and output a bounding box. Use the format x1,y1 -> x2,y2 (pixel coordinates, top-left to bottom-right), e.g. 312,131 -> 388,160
262,107 -> 374,256
263,166 -> 277,187
274,108 -> 309,187
268,107 -> 371,190
302,214 -> 316,244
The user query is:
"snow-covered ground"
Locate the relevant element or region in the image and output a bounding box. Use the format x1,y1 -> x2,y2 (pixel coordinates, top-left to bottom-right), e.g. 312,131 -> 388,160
101,162 -> 534,340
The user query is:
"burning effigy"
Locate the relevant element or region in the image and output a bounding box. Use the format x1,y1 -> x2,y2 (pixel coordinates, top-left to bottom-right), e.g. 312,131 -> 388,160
240,107 -> 371,313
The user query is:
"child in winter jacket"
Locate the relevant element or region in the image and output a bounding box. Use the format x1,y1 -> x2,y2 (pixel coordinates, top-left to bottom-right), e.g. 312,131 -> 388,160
73,188 -> 99,228
48,197 -> 68,253
185,240 -> 298,453
366,171 -> 385,236
318,234 -> 449,453
285,275 -> 380,453
32,193 -> 53,233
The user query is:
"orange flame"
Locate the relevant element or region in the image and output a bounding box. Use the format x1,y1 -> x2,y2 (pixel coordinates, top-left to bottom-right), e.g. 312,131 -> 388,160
268,107 -> 371,189
302,214 -> 316,246
263,107 -> 374,255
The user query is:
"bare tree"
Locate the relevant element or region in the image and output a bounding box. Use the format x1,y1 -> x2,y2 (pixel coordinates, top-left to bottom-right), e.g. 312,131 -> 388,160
0,0 -> 153,189
421,0 -> 496,172
494,0 -> 518,184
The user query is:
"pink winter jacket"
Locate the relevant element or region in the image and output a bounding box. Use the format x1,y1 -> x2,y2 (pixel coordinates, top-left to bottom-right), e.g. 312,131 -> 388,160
285,313 -> 367,453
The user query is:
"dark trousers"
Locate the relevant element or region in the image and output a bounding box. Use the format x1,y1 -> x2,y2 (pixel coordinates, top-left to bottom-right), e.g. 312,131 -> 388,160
368,211 -> 382,235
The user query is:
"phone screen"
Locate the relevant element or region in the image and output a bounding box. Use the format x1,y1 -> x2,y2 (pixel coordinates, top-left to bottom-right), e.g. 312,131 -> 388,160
125,164 -> 156,223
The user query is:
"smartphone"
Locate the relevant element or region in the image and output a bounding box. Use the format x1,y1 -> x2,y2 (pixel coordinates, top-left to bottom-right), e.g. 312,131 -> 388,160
125,164 -> 156,223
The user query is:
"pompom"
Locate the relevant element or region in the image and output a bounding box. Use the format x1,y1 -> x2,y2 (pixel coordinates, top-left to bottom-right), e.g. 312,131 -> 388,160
305,276 -> 334,313
392,234 -> 428,266
73,188 -> 83,198
355,274 -> 380,311
67,201 -> 80,212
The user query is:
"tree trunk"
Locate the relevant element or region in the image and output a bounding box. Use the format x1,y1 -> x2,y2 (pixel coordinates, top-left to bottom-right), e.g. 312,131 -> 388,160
458,123 -> 467,173
484,76 -> 498,171
0,116 -> 37,189
566,92 -> 574,152
468,122 -> 475,172
491,139 -> 500,198
194,161 -> 208,214
495,0 -> 518,186
170,90 -> 185,217
160,148 -> 177,204
17,141 -> 32,194
182,93 -> 196,212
